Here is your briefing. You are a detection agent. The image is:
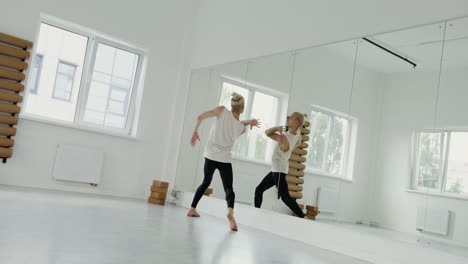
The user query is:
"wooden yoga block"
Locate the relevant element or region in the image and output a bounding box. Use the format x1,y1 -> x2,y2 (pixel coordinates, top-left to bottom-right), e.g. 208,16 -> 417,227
150,192 -> 166,199
0,44 -> 30,59
286,175 -> 304,184
148,197 -> 165,205
152,180 -> 169,188
289,191 -> 303,199
0,126 -> 16,136
288,184 -> 303,192
292,148 -> 307,156
0,79 -> 24,92
0,90 -> 23,103
0,114 -> 17,125
0,138 -> 14,148
0,147 -> 12,158
290,154 -> 306,163
288,169 -> 304,177
289,161 -> 305,170
306,205 -> 319,213
301,134 -> 310,142
204,188 -> 213,196
0,102 -> 21,114
0,56 -> 28,70
300,127 -> 311,135
150,185 -> 168,194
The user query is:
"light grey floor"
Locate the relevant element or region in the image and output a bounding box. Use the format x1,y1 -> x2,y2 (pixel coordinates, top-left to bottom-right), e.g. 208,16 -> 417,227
0,186 -> 369,264
316,219 -> 468,259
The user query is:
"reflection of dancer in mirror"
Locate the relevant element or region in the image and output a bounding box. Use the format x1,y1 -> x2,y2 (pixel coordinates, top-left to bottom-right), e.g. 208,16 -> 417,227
254,112 -> 310,219
187,93 -> 260,231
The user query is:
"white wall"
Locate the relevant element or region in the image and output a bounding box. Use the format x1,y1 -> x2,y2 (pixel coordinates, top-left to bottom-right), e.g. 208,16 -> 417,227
0,0 -> 199,198
370,69 -> 468,246
191,0 -> 468,68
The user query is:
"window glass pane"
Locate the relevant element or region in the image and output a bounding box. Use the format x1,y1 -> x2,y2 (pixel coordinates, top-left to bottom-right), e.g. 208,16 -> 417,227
111,89 -> 128,101
83,43 -> 138,129
219,82 -> 249,120
416,132 -> 443,189
249,91 -> 279,161
53,63 -> 76,101
88,81 -> 110,98
84,109 -> 105,125
24,23 -> 87,122
308,110 -> 331,169
326,116 -> 349,175
445,132 -> 468,194
104,114 -> 126,129
29,54 -> 43,94
94,44 -> 115,74
113,49 -> 137,79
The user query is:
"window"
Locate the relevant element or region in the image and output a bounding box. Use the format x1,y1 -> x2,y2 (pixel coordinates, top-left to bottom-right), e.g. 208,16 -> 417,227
218,80 -> 283,162
307,106 -> 355,179
23,16 -> 144,136
413,131 -> 468,195
53,61 -> 77,101
29,54 -> 43,94
413,131 -> 444,190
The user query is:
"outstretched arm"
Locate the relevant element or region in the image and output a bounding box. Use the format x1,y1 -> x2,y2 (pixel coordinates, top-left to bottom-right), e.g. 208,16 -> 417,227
190,106 -> 224,146
265,126 -> 290,152
239,119 -> 261,134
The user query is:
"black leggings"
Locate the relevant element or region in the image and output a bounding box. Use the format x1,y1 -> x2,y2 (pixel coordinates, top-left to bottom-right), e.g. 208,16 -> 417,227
254,172 -> 306,218
191,158 -> 235,209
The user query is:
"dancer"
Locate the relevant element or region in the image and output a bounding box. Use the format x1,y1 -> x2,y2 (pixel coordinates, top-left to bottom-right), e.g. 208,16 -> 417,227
254,112 -> 309,219
187,93 -> 260,231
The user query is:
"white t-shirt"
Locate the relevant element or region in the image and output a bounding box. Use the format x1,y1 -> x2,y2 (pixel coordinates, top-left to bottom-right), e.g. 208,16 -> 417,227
271,130 -> 302,174
203,107 -> 245,163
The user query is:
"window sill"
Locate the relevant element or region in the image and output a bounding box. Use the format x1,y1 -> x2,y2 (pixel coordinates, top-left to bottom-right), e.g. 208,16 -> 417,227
19,114 -> 138,141
232,155 -> 272,167
406,189 -> 468,201
305,170 -> 353,183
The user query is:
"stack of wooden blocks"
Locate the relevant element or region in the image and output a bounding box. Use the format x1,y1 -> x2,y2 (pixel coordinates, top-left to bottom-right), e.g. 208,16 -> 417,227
286,120 -> 311,200
148,180 -> 169,205
204,187 -> 213,197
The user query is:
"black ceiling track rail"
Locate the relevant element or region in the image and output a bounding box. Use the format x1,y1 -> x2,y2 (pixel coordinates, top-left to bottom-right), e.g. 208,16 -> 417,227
362,37 -> 417,68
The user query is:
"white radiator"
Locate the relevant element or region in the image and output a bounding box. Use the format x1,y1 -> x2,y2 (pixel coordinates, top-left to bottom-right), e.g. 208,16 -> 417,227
317,187 -> 339,215
53,144 -> 105,185
416,207 -> 450,236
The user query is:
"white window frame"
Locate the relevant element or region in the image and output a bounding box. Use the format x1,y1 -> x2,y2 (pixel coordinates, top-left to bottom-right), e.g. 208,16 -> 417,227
306,105 -> 356,180
21,14 -> 145,138
218,77 -> 287,164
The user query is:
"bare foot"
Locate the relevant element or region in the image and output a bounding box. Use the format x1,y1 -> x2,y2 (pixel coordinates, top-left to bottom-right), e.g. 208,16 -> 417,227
227,209 -> 238,231
187,208 -> 200,217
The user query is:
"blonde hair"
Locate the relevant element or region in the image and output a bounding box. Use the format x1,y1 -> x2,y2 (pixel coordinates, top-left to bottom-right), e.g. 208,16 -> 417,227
291,112 -> 305,127
231,92 -> 244,113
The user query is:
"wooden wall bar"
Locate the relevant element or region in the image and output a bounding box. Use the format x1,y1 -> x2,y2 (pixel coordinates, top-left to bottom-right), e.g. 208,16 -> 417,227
0,32 -> 33,161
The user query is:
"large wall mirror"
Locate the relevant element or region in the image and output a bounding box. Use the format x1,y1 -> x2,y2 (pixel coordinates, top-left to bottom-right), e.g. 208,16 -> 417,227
175,15 -> 468,257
